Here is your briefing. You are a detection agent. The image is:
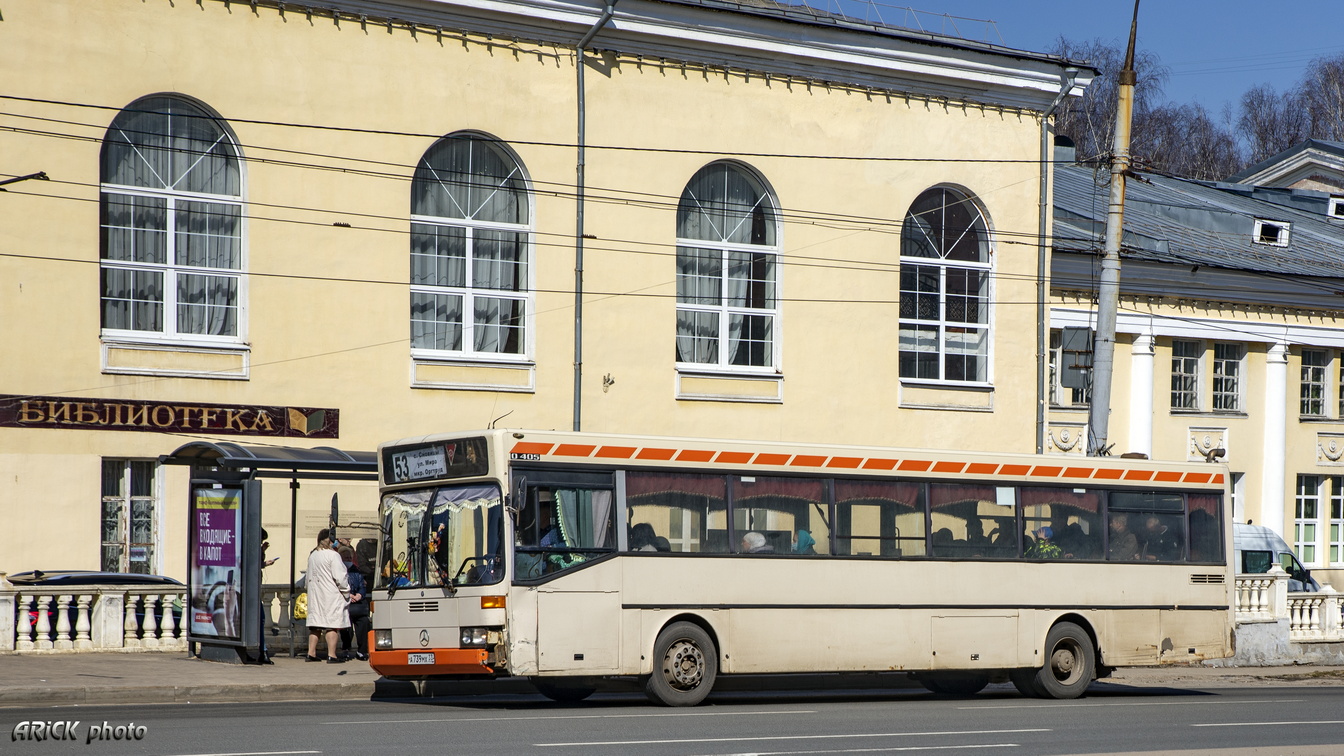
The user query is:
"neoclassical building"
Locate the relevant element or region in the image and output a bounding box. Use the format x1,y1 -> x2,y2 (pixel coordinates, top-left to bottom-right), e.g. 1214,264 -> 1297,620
1049,142 -> 1344,589
0,0 -> 1087,578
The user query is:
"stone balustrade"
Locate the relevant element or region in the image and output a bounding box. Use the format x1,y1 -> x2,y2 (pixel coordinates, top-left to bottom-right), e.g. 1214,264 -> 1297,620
1234,568 -> 1343,642
1,582 -> 305,654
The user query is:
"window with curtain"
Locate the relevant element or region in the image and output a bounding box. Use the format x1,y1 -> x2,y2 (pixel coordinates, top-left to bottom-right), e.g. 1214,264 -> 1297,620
100,96 -> 243,340
410,134 -> 531,358
101,459 -> 159,574
675,162 -> 780,370
898,187 -> 991,383
1171,340 -> 1202,410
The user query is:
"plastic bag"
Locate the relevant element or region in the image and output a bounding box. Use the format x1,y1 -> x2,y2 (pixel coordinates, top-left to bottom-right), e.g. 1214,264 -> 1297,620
293,592 -> 308,620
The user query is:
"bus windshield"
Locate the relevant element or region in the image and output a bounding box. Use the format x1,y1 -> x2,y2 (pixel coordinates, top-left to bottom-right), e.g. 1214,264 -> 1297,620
378,483 -> 504,590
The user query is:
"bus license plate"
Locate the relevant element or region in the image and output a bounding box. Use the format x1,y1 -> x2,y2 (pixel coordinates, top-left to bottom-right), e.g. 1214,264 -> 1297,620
407,652 -> 435,665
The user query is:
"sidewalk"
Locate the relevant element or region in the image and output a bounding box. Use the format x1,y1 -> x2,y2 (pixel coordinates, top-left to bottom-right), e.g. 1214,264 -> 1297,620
0,652 -> 1341,708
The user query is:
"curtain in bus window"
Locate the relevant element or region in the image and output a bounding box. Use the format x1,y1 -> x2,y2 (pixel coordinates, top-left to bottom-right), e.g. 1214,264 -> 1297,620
625,472 -> 728,553
1187,493 -> 1224,563
378,490 -> 431,589
834,480 -> 924,557
1019,487 -> 1103,560
1107,491 -> 1185,562
929,483 -> 1016,558
554,489 -> 613,549
427,485 -> 503,587
732,476 -> 829,555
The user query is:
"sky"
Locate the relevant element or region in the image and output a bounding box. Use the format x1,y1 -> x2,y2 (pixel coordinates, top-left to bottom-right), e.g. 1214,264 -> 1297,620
838,1 -> 1344,113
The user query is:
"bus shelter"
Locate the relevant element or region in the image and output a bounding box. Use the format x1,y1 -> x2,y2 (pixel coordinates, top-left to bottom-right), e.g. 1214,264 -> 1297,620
160,442 -> 377,663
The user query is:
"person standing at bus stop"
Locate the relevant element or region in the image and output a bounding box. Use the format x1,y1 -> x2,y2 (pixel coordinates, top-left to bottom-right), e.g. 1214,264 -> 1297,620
305,529 -> 350,663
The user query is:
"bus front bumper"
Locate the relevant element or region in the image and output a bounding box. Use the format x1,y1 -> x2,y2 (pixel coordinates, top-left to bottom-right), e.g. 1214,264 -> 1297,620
369,648 -> 495,677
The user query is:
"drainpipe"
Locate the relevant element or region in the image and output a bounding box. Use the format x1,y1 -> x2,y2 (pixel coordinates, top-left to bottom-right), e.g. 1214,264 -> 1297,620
1036,67 -> 1079,454
574,0 -> 618,432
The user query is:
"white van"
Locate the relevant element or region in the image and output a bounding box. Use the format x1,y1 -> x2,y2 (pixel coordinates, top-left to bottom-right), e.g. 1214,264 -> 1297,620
1233,523 -> 1320,592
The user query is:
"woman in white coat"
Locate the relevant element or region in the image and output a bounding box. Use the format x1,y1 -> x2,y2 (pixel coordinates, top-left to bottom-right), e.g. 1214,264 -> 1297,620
305,529 -> 351,662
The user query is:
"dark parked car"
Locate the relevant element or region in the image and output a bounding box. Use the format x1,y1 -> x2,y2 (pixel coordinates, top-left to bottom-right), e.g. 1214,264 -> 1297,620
9,571 -> 184,636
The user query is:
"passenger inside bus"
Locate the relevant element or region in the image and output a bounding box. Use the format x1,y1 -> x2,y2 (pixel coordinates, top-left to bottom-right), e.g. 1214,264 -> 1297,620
741,531 -> 774,553
1108,513 -> 1140,560
629,522 -> 659,551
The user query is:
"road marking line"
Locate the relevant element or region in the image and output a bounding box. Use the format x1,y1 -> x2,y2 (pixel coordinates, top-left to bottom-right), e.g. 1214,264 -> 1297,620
536,728 -> 1049,747
695,746 -> 1019,756
1191,720 -> 1344,727
165,752 -> 321,756
331,709 -> 814,725
962,698 -> 1301,710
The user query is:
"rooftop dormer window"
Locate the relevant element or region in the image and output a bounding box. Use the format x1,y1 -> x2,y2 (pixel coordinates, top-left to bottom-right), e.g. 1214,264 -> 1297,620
1253,219 -> 1290,247
1328,197 -> 1344,220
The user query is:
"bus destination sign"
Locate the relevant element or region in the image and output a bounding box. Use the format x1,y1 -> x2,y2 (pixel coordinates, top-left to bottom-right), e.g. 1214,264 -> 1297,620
385,436 -> 489,484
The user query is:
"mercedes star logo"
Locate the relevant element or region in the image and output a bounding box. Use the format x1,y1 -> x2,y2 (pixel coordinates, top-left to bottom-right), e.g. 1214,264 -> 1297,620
419,629 -> 430,647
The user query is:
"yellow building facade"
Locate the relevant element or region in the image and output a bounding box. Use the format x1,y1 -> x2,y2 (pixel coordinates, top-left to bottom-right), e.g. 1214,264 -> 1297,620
1,0 -> 1087,579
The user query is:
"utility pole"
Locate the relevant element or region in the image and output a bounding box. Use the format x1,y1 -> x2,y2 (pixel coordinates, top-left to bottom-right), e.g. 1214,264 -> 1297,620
1086,0 -> 1140,457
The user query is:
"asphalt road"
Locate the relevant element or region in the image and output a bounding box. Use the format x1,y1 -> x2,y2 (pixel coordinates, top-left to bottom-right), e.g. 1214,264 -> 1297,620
5,682 -> 1344,755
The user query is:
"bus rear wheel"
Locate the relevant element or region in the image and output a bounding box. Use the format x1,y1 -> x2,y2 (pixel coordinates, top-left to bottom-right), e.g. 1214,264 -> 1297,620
645,621 -> 717,707
918,673 -> 989,697
1032,622 -> 1095,699
534,679 -> 597,703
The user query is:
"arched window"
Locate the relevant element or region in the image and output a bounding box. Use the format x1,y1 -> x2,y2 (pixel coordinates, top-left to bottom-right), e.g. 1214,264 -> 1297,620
100,96 -> 243,339
410,134 -> 531,357
675,162 -> 780,369
899,187 -> 991,383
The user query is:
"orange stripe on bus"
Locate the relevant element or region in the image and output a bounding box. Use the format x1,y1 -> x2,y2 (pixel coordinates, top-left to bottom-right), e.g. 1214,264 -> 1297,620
1211,473 -> 1225,485
898,460 -> 932,472
965,463 -> 998,475
715,451 -> 753,464
553,444 -> 596,457
1029,466 -> 1063,477
862,458 -> 899,470
595,446 -> 635,459
932,461 -> 965,473
791,455 -> 827,467
1093,468 -> 1124,479
1063,467 -> 1094,479
1183,472 -> 1213,484
1124,470 -> 1155,481
827,457 -> 863,469
510,442 -> 554,455
676,450 -> 715,463
753,453 -> 791,466
999,464 -> 1031,476
636,448 -> 676,460
1154,471 -> 1182,482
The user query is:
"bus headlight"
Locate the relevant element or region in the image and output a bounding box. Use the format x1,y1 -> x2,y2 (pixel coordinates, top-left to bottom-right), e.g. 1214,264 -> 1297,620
460,627 -> 489,648
374,629 -> 393,650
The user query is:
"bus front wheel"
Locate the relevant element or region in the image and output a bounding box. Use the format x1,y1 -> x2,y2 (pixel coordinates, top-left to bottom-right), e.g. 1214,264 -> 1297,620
1032,622 -> 1095,699
645,621 -> 717,706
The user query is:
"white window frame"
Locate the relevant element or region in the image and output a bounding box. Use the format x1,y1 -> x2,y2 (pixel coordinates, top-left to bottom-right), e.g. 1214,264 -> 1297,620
1170,339 -> 1202,411
1331,476 -> 1344,567
674,162 -> 781,375
100,100 -> 246,346
409,134 -> 535,363
898,187 -> 993,386
1327,197 -> 1344,220
1301,349 -> 1329,417
1253,218 -> 1290,247
1295,475 -> 1323,567
1211,342 -> 1244,412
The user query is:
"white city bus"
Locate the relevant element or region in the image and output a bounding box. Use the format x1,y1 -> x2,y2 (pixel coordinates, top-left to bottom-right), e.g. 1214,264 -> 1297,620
368,430 -> 1233,705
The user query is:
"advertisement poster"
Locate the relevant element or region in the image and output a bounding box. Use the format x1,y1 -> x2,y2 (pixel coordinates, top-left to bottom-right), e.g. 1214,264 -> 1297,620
190,487 -> 243,642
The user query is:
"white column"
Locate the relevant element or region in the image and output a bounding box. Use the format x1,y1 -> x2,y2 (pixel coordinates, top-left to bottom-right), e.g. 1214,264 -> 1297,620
1261,342 -> 1288,536
1128,331 -> 1155,458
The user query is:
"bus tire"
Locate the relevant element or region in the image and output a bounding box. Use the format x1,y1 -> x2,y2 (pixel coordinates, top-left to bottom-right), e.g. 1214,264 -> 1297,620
645,621 -> 717,707
534,679 -> 597,703
1034,622 -> 1095,699
918,673 -> 989,697
1009,668 -> 1044,698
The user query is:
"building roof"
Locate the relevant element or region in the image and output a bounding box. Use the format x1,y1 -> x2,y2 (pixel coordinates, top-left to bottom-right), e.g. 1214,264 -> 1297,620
1053,158 -> 1344,282
1228,139 -> 1344,184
